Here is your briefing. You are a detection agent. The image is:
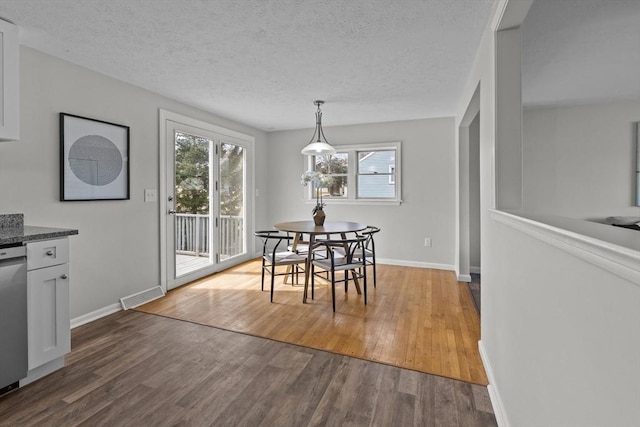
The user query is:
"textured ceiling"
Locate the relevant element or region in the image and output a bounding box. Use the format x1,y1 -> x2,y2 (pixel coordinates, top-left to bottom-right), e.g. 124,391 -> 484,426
0,1 -> 636,131
0,0 -> 495,130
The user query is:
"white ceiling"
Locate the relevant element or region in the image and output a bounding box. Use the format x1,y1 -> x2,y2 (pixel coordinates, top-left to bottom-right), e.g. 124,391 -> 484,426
0,0 -> 496,130
0,0 -> 637,131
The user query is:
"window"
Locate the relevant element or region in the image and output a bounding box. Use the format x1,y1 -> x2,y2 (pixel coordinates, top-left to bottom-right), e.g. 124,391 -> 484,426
314,152 -> 348,197
306,142 -> 402,204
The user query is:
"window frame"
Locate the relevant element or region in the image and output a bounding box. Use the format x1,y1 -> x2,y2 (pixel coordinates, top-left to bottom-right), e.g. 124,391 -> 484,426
304,141 -> 402,205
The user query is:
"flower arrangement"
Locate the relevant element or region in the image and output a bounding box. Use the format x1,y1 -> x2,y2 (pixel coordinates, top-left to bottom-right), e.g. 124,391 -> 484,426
300,170 -> 326,214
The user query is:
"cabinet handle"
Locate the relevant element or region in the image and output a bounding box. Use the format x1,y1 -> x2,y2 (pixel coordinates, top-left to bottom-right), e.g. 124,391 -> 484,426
60,274 -> 68,280
46,250 -> 54,256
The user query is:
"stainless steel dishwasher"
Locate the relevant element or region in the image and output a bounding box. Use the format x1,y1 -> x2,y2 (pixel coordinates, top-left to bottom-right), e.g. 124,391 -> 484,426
0,244 -> 27,395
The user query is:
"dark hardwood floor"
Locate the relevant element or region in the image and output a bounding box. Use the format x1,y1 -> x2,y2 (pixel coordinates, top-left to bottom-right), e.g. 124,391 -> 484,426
0,310 -> 496,426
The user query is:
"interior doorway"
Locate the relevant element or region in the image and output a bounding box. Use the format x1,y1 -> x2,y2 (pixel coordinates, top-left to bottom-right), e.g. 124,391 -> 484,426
458,84 -> 481,284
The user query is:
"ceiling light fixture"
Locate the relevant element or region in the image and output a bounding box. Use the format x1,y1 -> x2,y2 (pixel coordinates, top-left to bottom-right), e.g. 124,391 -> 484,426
301,100 -> 336,156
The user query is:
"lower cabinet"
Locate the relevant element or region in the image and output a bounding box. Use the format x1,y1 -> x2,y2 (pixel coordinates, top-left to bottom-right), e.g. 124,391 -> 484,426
22,237 -> 71,385
26,264 -> 70,370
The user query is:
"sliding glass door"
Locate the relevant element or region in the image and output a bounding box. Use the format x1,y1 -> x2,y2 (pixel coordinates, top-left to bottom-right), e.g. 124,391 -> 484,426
163,116 -> 251,291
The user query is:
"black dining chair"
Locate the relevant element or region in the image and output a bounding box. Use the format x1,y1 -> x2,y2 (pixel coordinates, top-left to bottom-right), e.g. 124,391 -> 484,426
332,226 -> 380,287
310,235 -> 367,312
254,230 -> 307,302
358,226 -> 380,287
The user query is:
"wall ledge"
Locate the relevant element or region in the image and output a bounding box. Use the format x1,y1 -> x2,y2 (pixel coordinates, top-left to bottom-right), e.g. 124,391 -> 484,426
490,210 -> 640,285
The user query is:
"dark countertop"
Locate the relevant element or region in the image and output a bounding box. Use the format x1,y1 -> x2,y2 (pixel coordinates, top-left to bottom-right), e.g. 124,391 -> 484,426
0,225 -> 79,246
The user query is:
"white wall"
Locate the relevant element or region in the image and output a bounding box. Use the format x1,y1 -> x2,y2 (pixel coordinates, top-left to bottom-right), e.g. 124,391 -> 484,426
266,118 -> 456,268
456,1 -> 640,425
0,47 -> 268,320
523,101 -> 640,219
489,214 -> 639,426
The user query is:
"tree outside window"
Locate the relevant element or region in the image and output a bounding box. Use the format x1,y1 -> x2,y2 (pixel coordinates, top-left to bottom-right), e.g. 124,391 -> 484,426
314,153 -> 348,197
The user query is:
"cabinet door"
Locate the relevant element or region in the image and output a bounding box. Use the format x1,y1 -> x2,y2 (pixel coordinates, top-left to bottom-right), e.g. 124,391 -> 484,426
27,264 -> 71,370
0,19 -> 19,141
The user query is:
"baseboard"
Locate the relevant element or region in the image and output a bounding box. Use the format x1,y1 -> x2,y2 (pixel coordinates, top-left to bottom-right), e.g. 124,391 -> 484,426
457,273 -> 472,282
70,302 -> 121,329
479,340 -> 509,427
378,258 -> 455,271
20,356 -> 65,387
470,266 -> 482,274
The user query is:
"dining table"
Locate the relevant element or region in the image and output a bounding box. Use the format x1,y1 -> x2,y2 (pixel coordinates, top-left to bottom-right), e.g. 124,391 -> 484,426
273,220 -> 367,303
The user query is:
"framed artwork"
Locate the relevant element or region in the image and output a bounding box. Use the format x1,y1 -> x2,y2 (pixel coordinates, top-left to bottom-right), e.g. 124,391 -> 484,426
60,113 -> 130,201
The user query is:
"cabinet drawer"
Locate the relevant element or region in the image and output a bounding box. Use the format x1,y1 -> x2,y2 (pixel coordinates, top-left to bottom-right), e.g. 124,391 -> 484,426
26,238 -> 69,271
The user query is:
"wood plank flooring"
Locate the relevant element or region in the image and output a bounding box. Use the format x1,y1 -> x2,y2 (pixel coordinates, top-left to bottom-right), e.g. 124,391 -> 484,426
0,311 -> 496,426
138,260 -> 487,385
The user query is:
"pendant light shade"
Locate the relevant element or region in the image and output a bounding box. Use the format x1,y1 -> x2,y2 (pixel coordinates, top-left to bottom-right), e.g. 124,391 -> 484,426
301,100 -> 336,156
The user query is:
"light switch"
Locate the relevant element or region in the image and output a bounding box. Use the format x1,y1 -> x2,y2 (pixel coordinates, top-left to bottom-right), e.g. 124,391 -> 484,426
144,189 -> 157,202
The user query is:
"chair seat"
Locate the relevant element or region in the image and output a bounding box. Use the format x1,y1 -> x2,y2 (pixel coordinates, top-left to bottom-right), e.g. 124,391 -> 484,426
287,243 -> 310,254
265,251 -> 307,265
312,257 -> 362,272
333,247 -> 373,258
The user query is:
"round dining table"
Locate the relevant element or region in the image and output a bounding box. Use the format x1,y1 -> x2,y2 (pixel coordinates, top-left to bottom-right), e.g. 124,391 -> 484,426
273,220 -> 367,303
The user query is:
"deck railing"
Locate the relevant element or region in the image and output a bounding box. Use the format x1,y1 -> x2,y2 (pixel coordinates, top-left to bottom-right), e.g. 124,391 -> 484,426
175,213 -> 243,259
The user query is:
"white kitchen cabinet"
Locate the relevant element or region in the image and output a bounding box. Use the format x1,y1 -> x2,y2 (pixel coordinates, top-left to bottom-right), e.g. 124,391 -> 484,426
25,238 -> 70,373
0,19 -> 19,141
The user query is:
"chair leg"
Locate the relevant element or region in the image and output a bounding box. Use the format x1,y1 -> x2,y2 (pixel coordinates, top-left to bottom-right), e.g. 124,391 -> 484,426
331,269 -> 336,312
363,266 -> 367,306
261,258 -> 266,291
270,266 -> 275,303
311,263 -> 315,300
372,259 -> 377,288
344,270 -> 348,293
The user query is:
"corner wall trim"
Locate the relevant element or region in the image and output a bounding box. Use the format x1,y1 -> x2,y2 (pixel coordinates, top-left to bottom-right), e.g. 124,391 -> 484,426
479,340 -> 510,427
71,303 -> 121,329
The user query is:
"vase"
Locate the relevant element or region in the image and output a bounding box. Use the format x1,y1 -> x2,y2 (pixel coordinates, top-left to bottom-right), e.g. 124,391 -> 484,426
313,207 -> 326,226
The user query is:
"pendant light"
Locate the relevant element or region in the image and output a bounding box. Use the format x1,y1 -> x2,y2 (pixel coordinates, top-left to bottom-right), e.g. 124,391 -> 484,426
301,100 -> 336,156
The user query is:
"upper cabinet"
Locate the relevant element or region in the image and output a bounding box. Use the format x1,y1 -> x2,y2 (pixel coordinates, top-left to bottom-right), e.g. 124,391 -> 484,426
0,19 -> 19,141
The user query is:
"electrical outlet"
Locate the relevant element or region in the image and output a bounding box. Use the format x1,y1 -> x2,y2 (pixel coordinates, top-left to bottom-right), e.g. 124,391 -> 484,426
424,237 -> 432,247
144,189 -> 157,202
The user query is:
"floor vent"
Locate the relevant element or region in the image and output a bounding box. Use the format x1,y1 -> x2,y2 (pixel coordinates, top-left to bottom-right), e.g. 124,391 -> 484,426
120,286 -> 165,310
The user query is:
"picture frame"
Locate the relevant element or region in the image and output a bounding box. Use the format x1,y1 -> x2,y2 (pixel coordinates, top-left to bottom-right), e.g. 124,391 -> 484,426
60,113 -> 130,201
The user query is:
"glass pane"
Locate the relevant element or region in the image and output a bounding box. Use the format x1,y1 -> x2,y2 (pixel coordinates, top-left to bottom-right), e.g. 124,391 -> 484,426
175,132 -> 210,214
174,132 -> 213,276
314,153 -> 348,174
358,150 -> 395,174
358,174 -> 396,199
320,176 -> 348,198
219,143 -> 245,259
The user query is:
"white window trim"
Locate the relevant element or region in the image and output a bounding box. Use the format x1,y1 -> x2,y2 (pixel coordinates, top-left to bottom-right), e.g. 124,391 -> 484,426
303,141 -> 402,205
